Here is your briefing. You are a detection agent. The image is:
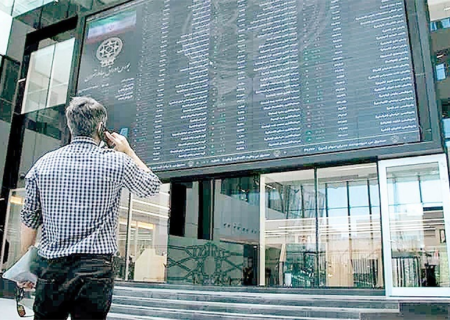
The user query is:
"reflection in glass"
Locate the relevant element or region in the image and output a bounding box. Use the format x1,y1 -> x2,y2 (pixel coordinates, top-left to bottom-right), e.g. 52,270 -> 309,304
12,0 -> 53,17
216,177 -> 260,286
116,189 -> 131,280
17,107 -> 64,188
387,163 -> 449,288
127,184 -> 169,282
436,64 -> 446,81
168,178 -> 259,286
22,45 -> 54,113
48,39 -> 75,107
1,189 -> 27,271
0,56 -> 20,122
0,0 -> 13,15
318,165 -> 382,288
22,38 -> 75,114
264,170 -> 318,287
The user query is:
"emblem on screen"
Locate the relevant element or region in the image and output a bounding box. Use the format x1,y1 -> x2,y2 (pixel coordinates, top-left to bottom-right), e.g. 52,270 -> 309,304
96,37 -> 123,67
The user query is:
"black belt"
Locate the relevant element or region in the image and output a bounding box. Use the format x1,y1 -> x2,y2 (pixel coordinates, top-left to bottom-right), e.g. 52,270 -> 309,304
46,253 -> 114,263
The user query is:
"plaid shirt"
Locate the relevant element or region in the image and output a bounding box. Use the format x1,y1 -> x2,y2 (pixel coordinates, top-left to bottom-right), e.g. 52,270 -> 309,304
20,136 -> 161,259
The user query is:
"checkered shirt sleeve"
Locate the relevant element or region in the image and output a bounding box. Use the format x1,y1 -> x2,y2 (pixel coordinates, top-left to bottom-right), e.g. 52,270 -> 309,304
123,155 -> 161,198
20,166 -> 43,230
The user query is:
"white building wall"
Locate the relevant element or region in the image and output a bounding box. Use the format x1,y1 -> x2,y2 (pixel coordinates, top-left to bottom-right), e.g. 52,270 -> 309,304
0,10 -> 12,56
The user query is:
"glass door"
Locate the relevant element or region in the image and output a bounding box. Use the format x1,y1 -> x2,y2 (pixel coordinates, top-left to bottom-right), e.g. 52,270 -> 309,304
0,188 -> 35,315
379,154 -> 450,297
0,188 -> 26,272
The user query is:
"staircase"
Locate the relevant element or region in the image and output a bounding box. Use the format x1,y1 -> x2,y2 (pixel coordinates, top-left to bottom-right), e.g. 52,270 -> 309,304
107,282 -> 401,320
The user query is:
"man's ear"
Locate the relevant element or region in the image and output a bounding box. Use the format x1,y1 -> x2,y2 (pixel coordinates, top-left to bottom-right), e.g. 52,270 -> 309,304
96,122 -> 103,139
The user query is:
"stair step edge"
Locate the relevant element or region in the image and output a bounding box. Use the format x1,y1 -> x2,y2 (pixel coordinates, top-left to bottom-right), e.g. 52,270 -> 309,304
114,286 -> 392,301
112,297 -> 400,313
110,305 -> 359,320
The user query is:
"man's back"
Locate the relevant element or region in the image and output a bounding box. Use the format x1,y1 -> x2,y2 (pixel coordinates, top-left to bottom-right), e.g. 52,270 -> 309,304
21,136 -> 160,259
19,97 -> 161,320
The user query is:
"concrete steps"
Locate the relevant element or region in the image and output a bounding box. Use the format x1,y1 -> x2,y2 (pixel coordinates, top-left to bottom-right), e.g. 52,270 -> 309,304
108,283 -> 400,320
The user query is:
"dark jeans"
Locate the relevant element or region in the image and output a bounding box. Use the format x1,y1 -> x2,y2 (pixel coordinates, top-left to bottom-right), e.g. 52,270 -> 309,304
33,254 -> 114,320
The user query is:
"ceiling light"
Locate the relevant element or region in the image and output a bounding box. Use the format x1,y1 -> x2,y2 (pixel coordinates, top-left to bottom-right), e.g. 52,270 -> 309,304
10,196 -> 23,205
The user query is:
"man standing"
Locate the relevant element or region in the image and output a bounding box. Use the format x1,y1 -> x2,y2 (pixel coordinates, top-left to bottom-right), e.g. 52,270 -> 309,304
20,96 -> 161,319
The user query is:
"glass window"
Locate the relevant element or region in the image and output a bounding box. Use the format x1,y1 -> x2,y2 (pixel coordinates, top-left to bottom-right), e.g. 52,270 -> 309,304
216,177 -> 260,286
327,182 -> 348,211
22,45 -> 54,113
317,164 -> 383,288
442,18 -> 450,29
12,0 -> 53,17
430,22 -> 438,32
0,56 -> 20,118
0,116 -> 10,188
116,189 -> 131,280
17,107 -> 65,187
387,175 -> 421,208
386,162 -> 448,288
436,64 -> 446,81
167,177 -> 260,286
22,38 -> 74,114
263,170 -> 316,288
1,189 -> 27,271
369,180 -> 380,207
128,184 -> 169,282
48,38 -> 75,107
349,181 -> 369,208
262,165 -> 383,288
421,174 -> 443,207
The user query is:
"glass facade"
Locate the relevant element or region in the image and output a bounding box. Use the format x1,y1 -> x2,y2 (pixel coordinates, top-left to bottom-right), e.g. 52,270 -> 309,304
167,177 -> 260,286
386,163 -> 448,288
264,170 -> 317,287
11,0 -> 53,17
119,185 -> 170,282
263,165 -> 382,288
0,55 -> 19,193
317,165 -> 382,288
1,189 -> 26,271
22,38 -> 75,113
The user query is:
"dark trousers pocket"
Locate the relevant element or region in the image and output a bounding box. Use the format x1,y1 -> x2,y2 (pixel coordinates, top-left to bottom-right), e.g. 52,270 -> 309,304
71,277 -> 114,320
33,278 -> 68,320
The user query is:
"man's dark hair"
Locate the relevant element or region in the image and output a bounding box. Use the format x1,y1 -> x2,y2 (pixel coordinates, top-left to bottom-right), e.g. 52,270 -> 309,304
65,97 -> 107,138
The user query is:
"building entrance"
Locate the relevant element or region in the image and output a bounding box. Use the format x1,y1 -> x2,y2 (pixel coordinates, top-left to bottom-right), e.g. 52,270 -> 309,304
379,154 -> 450,297
261,164 -> 383,288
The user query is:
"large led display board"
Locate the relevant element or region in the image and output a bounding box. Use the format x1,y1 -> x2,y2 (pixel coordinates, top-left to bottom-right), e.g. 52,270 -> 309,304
77,0 -> 421,172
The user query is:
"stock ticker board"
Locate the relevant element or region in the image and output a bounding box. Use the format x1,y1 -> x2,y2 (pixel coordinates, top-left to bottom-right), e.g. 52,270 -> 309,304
77,0 -> 420,171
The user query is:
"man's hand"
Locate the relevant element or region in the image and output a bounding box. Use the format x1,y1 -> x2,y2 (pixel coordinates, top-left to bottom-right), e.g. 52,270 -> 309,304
106,132 -> 151,172
105,132 -> 133,155
17,281 -> 35,290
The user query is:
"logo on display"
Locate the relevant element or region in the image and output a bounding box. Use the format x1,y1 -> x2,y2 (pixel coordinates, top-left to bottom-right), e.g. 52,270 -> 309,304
96,37 -> 123,67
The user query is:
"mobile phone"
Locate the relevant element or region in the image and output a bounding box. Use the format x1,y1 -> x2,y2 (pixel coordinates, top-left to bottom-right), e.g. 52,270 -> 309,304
100,123 -> 115,148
